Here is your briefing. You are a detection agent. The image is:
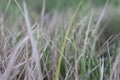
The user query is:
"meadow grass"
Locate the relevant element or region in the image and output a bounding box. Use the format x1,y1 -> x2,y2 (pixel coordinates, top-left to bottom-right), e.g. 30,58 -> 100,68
0,0 -> 120,80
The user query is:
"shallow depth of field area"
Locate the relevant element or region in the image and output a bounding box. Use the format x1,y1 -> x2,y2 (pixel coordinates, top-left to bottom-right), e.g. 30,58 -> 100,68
0,0 -> 120,80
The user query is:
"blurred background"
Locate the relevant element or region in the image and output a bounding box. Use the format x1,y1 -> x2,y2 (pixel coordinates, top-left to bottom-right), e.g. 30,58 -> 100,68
0,0 -> 120,17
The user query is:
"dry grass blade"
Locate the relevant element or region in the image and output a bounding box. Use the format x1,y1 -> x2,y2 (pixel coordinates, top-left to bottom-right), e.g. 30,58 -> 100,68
109,50 -> 120,80
0,35 -> 29,80
93,0 -> 109,35
23,1 -> 43,80
40,0 -> 46,31
100,57 -> 104,80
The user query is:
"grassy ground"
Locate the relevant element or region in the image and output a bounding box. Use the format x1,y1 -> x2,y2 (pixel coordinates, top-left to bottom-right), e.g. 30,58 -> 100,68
0,0 -> 120,80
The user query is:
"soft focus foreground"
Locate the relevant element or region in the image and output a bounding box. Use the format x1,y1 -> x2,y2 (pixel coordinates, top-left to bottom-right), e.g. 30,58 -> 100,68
0,0 -> 120,80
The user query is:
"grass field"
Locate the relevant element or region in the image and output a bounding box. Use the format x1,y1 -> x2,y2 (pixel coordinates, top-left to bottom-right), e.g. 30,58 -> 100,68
0,0 -> 120,80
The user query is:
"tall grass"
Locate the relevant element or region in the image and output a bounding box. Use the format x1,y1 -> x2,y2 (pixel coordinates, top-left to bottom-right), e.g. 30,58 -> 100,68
0,0 -> 120,80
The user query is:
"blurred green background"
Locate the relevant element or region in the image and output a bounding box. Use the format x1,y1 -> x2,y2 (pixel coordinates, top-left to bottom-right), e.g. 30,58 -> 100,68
0,0 -> 120,21
0,0 -> 120,13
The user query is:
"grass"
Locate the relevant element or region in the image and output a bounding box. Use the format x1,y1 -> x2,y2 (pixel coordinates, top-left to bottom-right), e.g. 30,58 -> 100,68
0,0 -> 120,80
55,1 -> 84,80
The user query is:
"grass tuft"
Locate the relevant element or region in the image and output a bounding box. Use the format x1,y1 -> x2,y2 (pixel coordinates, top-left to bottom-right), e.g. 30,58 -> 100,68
0,0 -> 120,80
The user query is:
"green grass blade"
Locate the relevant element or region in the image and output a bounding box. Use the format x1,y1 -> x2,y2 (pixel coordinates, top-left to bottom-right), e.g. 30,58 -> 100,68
55,0 -> 84,80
